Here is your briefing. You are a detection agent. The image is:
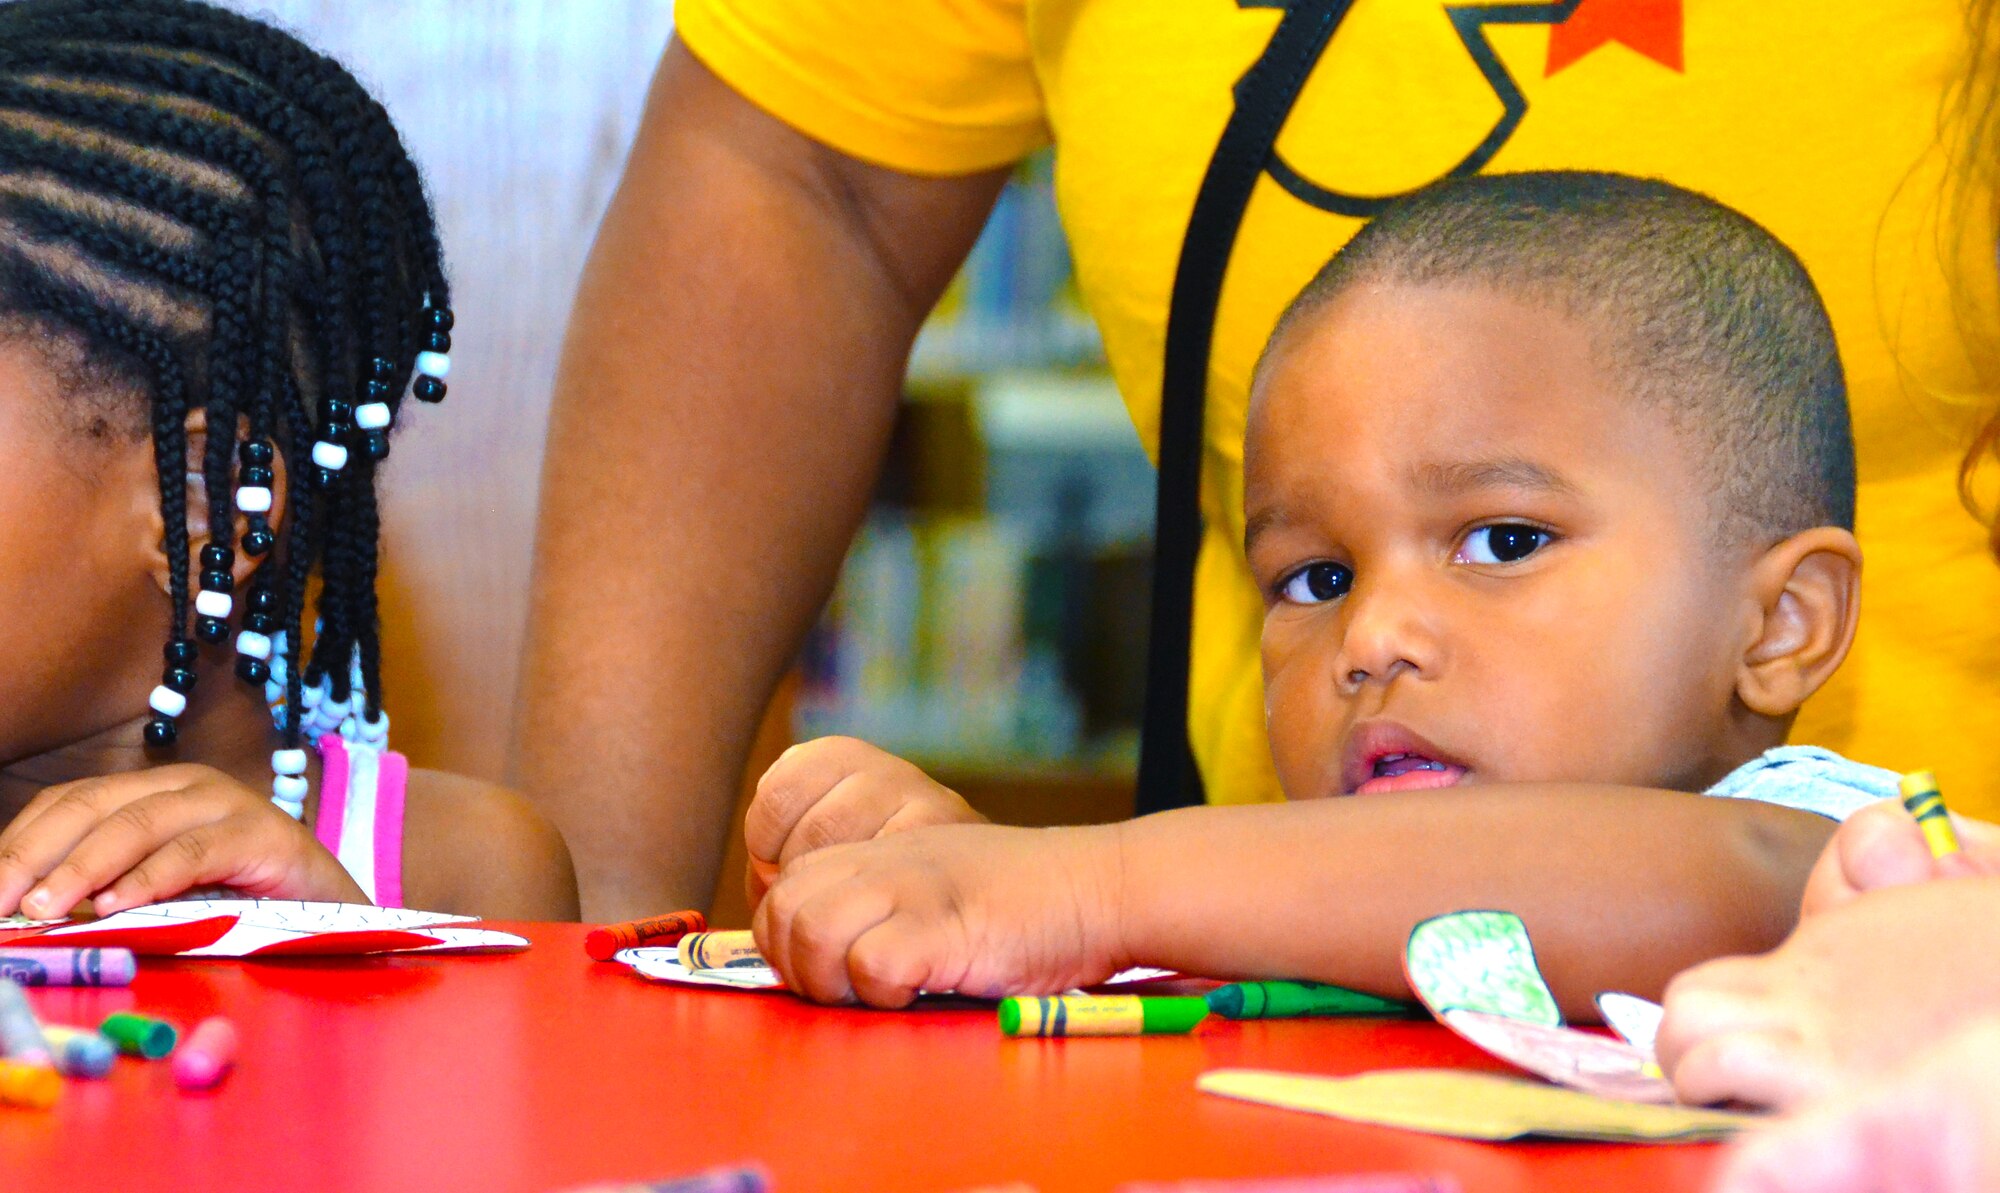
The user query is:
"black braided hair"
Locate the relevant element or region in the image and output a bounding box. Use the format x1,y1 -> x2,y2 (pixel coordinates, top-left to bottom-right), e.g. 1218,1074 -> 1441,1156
0,0 -> 452,757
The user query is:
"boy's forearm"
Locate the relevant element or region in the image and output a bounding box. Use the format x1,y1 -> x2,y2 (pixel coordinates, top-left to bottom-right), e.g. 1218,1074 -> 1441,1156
1108,788 -> 1836,1017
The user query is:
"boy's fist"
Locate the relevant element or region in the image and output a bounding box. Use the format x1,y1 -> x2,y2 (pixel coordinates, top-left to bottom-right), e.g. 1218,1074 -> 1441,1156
744,736 -> 987,909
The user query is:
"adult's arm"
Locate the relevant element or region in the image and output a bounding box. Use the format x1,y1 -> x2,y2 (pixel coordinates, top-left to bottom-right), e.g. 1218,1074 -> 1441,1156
512,43 -> 1010,919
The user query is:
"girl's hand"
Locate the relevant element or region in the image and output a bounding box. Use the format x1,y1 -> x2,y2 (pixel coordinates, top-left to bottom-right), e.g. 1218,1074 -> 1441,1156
1799,798 -> 2000,917
0,764 -> 364,918
744,736 -> 987,910
752,820 -> 1127,1007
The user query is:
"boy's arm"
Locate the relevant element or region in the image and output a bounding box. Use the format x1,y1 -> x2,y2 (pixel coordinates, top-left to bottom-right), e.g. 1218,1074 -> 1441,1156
403,771 -> 580,922
755,786 -> 1835,1014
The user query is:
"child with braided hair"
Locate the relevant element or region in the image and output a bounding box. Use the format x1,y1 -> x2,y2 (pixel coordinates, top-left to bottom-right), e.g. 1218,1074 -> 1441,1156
0,0 -> 576,921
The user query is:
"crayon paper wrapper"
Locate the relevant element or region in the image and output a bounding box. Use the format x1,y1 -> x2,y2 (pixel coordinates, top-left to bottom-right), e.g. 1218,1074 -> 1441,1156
617,949 -> 1173,998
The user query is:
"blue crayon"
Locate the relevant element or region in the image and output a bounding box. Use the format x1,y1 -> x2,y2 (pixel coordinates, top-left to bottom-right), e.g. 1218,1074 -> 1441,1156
559,1167 -> 770,1193
41,1025 -> 115,1079
0,978 -> 52,1066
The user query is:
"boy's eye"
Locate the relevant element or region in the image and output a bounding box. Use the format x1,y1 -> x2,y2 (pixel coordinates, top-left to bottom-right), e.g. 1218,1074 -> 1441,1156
1279,562 -> 1352,605
1455,524 -> 1551,566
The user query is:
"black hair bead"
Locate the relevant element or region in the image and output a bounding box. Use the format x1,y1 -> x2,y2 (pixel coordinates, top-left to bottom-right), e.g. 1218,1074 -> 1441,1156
165,640 -> 198,666
324,398 -> 353,423
143,717 -> 178,748
164,667 -> 197,694
370,356 -> 397,380
427,307 -> 454,332
199,569 -> 234,594
195,616 -> 229,644
243,527 -> 275,557
241,465 -> 274,487
365,379 -> 392,401
424,330 -> 451,353
248,588 -> 278,615
239,441 -> 274,466
200,544 -> 233,570
236,656 -> 270,685
246,612 -> 279,634
363,431 -> 390,461
314,466 -> 338,488
413,376 -> 445,403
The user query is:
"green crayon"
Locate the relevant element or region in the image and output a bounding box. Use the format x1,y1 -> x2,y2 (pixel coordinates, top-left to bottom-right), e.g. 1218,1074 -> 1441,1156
998,994 -> 1208,1037
1205,980 -> 1424,1020
100,1012 -> 177,1059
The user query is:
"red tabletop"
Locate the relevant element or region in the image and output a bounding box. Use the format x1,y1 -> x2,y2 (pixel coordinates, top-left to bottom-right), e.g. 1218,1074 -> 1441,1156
1,923 -> 1722,1192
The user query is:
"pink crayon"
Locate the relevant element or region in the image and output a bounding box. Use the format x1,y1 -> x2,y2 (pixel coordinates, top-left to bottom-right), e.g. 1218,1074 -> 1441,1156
172,1017 -> 238,1091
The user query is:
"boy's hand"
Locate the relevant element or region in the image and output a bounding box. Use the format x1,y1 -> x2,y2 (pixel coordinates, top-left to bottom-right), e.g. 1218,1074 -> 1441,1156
751,820 -> 1127,1007
744,736 -> 987,909
0,764 -> 365,918
1658,876 -> 2000,1110
1799,799 -> 2000,917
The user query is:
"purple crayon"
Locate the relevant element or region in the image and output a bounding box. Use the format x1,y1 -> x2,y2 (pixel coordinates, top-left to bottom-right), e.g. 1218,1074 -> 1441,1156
558,1167 -> 770,1193
0,948 -> 137,988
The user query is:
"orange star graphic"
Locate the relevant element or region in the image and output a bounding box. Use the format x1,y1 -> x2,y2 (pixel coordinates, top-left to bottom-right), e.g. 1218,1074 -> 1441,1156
1545,0 -> 1684,76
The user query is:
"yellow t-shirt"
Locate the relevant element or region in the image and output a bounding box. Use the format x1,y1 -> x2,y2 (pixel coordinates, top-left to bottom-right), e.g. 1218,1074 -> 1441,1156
679,0 -> 2000,813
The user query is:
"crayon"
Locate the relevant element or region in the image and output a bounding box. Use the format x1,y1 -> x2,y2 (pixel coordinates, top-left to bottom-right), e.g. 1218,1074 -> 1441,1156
40,1025 -> 115,1079
1205,981 -> 1423,1021
0,1058 -> 60,1109
999,994 -> 1209,1037
0,947 -> 137,988
1114,1177 -> 1459,1193
100,1012 -> 177,1059
0,978 -> 51,1066
557,1167 -> 770,1193
585,910 -> 707,961
1900,770 -> 1961,859
678,931 -> 765,971
173,1017 -> 238,1091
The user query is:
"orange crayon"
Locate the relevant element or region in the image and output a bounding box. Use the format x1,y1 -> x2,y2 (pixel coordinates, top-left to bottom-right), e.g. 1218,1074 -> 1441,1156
0,1059 -> 60,1109
585,911 -> 708,962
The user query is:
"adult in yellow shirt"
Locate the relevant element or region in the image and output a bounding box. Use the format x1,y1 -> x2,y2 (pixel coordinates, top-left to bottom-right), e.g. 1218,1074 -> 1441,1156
517,0 -> 2000,918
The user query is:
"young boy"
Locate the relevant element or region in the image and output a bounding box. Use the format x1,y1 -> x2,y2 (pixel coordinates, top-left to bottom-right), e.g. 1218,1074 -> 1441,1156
744,171 -> 1894,1012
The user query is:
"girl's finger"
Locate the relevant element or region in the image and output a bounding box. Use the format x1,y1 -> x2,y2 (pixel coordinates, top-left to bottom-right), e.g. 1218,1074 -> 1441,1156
0,772 -> 202,914
16,785 -> 232,918
90,813 -> 296,914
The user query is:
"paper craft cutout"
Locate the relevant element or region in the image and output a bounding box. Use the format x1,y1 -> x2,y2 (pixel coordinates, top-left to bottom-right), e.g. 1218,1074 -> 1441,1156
617,948 -> 1174,998
1597,991 -> 1664,1058
1403,911 -> 1560,1027
1438,1010 -> 1671,1103
1197,1068 -> 1755,1144
0,900 -> 526,957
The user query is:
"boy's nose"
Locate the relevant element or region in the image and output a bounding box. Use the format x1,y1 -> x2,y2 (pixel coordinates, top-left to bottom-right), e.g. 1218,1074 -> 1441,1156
1334,579 -> 1440,695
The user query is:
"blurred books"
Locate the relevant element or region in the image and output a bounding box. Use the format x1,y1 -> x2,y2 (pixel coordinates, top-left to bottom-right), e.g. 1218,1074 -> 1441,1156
797,156 -> 1154,778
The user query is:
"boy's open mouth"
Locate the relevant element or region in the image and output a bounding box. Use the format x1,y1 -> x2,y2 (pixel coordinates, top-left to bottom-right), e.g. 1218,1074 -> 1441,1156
1341,721 -> 1471,795
1356,752 -> 1468,795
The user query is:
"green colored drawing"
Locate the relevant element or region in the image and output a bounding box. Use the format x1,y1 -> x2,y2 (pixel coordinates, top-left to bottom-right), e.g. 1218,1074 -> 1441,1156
1404,910 -> 1562,1027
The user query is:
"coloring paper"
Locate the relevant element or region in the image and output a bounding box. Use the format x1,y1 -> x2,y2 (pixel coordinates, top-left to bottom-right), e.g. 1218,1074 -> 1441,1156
617,949 -> 1174,998
0,899 -> 526,957
1437,1010 -> 1672,1103
1596,991 -> 1665,1059
1403,911 -> 1560,1027
1197,1068 -> 1754,1144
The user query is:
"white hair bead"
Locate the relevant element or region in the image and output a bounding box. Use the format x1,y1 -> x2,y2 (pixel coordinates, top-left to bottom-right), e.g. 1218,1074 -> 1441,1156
414,351 -> 451,379
355,710 -> 389,745
273,774 -> 308,801
300,680 -> 324,710
148,685 -> 188,718
311,441 -> 349,471
194,590 -> 234,619
355,402 -> 393,430
272,796 -> 306,820
235,486 -> 273,514
272,748 -> 308,776
236,630 -> 273,660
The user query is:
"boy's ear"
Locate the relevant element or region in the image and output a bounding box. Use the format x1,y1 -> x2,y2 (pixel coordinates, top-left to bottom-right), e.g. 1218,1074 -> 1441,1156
145,410 -> 288,598
1735,526 -> 1863,717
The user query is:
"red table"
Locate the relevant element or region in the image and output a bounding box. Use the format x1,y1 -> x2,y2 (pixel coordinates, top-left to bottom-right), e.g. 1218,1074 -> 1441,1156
2,924 -> 1722,1192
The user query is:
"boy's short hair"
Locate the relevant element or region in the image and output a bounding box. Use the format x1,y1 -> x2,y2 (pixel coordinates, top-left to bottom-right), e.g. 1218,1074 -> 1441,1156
1271,170 -> 1855,544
